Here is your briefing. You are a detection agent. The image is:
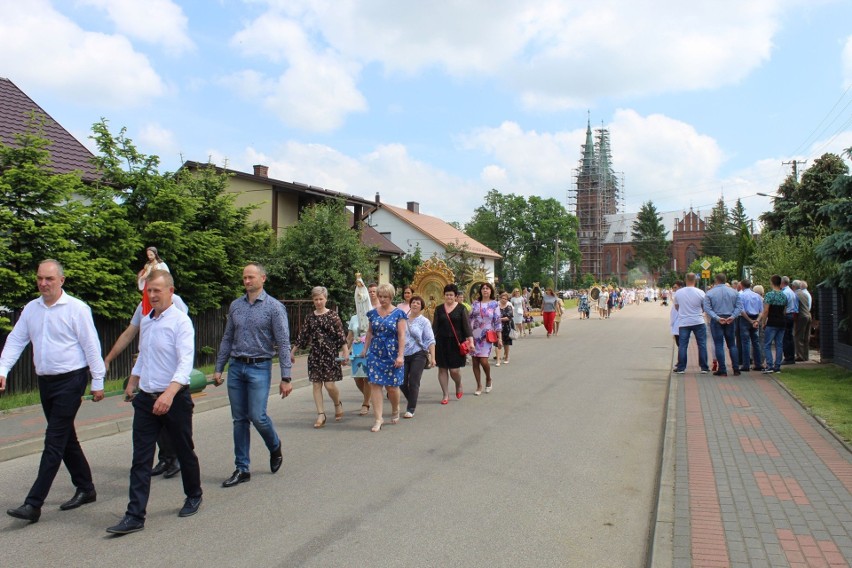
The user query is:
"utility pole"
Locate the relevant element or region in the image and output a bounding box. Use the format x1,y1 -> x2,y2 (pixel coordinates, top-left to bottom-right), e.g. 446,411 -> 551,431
782,160 -> 807,182
553,239 -> 560,290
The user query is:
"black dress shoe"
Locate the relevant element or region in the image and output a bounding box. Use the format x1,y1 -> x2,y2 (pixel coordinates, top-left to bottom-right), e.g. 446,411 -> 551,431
222,470 -> 251,488
163,461 -> 181,479
59,489 -> 97,511
151,459 -> 170,476
106,516 -> 145,535
712,371 -> 728,377
270,444 -> 283,474
7,503 -> 40,523
178,496 -> 202,517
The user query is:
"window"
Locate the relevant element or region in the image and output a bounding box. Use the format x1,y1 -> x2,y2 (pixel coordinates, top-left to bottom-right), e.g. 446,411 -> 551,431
686,244 -> 698,266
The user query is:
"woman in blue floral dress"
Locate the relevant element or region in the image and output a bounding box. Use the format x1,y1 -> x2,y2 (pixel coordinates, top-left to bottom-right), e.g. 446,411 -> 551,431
469,282 -> 501,395
363,283 -> 407,432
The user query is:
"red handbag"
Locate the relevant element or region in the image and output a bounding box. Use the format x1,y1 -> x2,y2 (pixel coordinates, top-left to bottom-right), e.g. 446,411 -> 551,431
446,305 -> 470,355
481,303 -> 499,343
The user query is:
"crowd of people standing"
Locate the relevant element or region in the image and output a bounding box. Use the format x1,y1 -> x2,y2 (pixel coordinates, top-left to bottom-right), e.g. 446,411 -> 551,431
670,272 -> 812,376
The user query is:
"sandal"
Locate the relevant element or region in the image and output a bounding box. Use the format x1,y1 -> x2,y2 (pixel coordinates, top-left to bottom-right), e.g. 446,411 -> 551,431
334,401 -> 344,421
359,404 -> 370,416
370,420 -> 383,432
314,413 -> 327,429
390,409 -> 400,424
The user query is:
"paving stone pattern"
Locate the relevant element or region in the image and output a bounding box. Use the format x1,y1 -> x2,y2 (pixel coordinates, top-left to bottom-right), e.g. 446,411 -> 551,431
673,361 -> 852,568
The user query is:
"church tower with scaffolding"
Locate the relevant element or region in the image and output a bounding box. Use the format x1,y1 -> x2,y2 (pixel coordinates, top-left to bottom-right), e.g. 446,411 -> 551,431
568,117 -> 622,281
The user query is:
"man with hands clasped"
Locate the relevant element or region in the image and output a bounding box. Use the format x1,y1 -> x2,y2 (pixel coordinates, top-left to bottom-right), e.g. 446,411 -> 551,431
106,270 -> 202,535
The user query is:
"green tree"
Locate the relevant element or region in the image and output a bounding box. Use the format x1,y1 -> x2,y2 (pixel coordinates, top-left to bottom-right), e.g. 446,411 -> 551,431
735,222 -> 756,281
688,256 -> 737,280
701,197 -> 736,260
516,196 -> 579,285
465,189 -> 528,283
390,244 -> 423,289
89,120 -> 274,313
631,201 -> 669,281
815,147 -> 852,287
263,200 -> 377,317
749,232 -> 835,289
0,115 -> 138,314
760,153 -> 849,238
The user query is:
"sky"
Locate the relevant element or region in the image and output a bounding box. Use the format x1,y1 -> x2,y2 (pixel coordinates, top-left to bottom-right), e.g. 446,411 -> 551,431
2,0 -> 852,226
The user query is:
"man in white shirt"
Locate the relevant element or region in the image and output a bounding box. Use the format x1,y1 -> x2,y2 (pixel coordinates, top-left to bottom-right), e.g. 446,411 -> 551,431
107,270 -> 202,535
673,272 -> 709,374
103,295 -> 189,479
0,260 -> 105,523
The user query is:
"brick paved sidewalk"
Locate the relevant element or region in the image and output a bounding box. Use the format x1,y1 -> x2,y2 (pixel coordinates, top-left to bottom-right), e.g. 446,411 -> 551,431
653,347 -> 852,567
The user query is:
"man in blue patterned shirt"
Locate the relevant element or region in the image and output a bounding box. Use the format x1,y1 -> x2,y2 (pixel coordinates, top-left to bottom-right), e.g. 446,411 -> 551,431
214,263 -> 292,488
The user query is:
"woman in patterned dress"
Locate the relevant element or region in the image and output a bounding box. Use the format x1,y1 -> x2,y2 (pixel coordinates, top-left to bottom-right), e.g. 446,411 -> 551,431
292,286 -> 349,429
469,282 -> 501,395
496,292 -> 514,364
363,283 -> 407,432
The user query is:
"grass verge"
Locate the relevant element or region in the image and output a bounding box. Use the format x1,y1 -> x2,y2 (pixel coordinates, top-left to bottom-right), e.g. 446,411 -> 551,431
777,364 -> 852,443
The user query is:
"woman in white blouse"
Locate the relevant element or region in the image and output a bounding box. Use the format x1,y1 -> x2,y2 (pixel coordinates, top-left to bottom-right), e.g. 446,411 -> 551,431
400,295 -> 436,418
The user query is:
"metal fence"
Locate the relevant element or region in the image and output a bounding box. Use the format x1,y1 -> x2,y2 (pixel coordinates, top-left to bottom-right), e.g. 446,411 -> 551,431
0,298 -> 323,395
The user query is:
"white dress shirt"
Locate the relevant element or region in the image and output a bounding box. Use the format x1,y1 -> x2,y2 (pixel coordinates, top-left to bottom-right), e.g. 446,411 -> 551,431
131,303 -> 195,393
0,291 -> 106,390
130,293 -> 188,327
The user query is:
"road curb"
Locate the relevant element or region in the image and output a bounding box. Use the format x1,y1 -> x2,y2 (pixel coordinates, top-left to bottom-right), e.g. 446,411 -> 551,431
647,358 -> 678,568
0,376 -> 311,464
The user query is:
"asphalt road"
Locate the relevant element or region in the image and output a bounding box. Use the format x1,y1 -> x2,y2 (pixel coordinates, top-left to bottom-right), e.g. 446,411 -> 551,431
0,302 -> 673,568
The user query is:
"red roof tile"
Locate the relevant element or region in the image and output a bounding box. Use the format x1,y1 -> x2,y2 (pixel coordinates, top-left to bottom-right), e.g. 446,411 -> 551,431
380,203 -> 501,259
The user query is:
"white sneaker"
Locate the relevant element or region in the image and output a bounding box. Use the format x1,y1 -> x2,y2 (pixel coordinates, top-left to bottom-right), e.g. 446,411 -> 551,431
403,411 -> 414,418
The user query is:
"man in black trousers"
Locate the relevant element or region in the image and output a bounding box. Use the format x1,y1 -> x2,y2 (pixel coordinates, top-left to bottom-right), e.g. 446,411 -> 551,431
0,260 -> 105,523
107,270 -> 202,535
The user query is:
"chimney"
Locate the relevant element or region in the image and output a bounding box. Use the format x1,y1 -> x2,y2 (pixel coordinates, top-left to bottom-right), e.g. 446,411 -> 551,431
406,201 -> 419,214
253,164 -> 269,177
375,192 -> 381,205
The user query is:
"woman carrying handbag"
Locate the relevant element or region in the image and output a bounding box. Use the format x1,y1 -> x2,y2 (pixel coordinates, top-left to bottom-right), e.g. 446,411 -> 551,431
431,284 -> 474,405
469,282 -> 501,395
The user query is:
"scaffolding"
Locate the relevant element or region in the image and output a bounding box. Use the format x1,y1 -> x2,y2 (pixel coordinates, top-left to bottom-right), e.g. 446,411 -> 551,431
568,121 -> 621,282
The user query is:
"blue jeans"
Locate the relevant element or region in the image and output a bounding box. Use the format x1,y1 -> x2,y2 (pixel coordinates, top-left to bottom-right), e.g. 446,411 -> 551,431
739,318 -> 763,370
709,318 -> 739,374
227,359 -> 280,472
676,323 -> 708,372
764,326 -> 785,371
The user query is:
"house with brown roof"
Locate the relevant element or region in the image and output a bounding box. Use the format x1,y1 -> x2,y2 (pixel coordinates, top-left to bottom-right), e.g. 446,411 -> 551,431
367,198 -> 501,281
181,161 -> 403,283
0,77 -> 98,181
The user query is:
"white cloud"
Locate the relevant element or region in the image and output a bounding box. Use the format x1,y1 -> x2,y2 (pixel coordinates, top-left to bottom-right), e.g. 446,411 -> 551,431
223,141 -> 482,222
246,0 -> 783,112
843,35 -> 852,88
0,0 -> 165,107
80,0 -> 194,55
460,110 -> 726,216
227,11 -> 367,131
608,109 -> 725,213
138,123 -> 180,160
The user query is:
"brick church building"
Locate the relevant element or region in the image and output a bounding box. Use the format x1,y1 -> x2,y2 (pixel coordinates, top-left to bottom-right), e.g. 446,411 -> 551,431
571,117 -> 709,284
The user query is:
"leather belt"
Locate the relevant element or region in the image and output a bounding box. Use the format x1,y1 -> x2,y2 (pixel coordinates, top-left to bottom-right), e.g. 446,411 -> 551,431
141,385 -> 188,399
233,356 -> 270,364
